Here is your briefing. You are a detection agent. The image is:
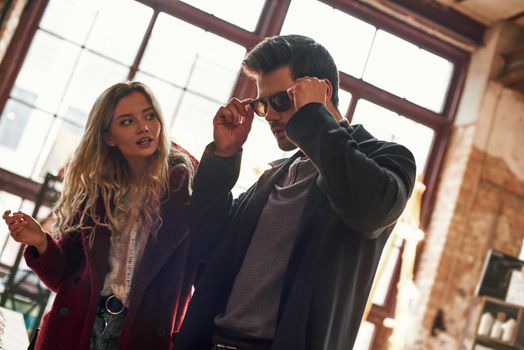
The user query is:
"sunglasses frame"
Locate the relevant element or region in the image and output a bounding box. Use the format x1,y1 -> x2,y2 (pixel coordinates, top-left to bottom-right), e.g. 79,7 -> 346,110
249,91 -> 292,117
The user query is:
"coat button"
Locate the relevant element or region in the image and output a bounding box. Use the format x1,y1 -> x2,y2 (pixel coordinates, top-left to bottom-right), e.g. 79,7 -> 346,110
59,307 -> 69,316
156,328 -> 167,337
160,293 -> 170,303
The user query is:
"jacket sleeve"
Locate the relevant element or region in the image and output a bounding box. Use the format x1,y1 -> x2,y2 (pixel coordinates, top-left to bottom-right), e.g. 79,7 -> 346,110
24,231 -> 84,292
189,142 -> 246,265
285,103 -> 417,238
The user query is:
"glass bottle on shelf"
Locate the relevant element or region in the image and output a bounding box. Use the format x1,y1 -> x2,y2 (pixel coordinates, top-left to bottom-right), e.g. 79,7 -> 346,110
501,318 -> 516,342
489,312 -> 506,339
477,311 -> 494,336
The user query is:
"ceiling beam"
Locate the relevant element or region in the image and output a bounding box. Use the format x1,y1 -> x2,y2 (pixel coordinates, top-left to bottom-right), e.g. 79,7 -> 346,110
364,0 -> 486,47
136,0 -> 260,49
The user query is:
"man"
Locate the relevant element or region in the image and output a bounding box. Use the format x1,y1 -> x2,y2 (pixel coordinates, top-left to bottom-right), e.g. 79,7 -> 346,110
177,34 -> 416,350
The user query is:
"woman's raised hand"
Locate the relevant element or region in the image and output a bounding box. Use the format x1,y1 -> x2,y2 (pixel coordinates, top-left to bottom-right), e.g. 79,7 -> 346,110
2,210 -> 48,254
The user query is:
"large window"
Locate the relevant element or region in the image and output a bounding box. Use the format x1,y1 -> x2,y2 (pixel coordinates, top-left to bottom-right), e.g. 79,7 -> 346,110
0,0 -> 468,348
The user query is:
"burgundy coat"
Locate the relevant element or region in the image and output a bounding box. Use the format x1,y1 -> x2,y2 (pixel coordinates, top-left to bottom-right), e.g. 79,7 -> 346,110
24,152 -> 199,350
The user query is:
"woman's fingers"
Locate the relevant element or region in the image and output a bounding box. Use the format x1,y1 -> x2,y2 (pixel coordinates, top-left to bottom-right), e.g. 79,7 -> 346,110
9,220 -> 27,232
11,226 -> 24,241
2,210 -> 11,220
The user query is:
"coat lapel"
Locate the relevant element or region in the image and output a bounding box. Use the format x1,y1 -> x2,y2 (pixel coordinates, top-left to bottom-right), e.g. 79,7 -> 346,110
233,153 -> 302,256
128,196 -> 190,306
83,225 -> 111,294
83,200 -> 112,294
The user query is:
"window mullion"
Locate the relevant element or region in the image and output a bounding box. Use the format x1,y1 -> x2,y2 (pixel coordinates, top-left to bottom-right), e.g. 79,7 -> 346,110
0,0 -> 49,119
128,10 -> 159,80
254,0 -> 292,38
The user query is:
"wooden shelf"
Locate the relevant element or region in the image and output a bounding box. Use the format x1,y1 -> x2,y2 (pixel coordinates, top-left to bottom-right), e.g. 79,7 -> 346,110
472,297 -> 524,350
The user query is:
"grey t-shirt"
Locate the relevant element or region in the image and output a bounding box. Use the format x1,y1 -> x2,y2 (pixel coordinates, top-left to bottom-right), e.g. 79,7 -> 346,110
214,156 -> 317,339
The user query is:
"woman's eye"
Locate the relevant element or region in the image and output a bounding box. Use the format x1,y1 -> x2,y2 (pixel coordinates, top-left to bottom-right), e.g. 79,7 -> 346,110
146,112 -> 156,120
120,118 -> 132,126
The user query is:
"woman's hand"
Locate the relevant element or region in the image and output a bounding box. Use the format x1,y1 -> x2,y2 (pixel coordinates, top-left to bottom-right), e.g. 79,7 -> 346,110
2,210 -> 48,255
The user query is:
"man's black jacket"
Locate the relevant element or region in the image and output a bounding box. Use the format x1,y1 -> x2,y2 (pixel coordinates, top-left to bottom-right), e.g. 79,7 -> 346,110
177,103 -> 417,350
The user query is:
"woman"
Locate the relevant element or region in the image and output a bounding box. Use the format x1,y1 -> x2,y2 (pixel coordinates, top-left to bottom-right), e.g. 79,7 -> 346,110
3,81 -> 198,350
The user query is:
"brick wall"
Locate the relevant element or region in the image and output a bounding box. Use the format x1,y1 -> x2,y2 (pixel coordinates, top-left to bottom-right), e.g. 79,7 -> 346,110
409,96 -> 524,349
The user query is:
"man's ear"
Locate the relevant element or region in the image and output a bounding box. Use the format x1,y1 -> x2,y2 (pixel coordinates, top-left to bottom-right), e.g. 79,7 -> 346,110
322,78 -> 333,100
102,132 -> 116,147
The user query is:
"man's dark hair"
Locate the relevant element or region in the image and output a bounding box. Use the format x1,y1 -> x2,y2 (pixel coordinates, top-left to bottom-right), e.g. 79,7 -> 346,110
242,34 -> 340,107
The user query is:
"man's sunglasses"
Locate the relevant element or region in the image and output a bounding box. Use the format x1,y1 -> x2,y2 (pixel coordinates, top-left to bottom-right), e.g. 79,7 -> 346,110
249,91 -> 292,117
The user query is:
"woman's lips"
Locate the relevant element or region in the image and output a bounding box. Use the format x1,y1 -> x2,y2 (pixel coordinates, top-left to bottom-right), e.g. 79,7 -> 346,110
136,137 -> 153,147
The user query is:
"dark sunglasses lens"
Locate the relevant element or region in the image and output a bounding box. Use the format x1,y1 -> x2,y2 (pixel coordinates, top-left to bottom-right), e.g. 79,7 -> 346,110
269,92 -> 292,112
251,100 -> 267,117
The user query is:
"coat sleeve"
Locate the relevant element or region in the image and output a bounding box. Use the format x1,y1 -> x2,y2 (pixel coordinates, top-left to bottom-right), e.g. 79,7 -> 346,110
189,142 -> 248,266
285,103 -> 417,238
24,231 -> 84,292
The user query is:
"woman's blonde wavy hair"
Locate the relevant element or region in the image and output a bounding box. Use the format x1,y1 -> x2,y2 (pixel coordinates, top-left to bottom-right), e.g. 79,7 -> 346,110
52,81 -> 193,241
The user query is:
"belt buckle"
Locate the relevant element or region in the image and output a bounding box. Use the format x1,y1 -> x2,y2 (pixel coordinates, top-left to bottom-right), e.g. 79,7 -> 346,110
105,295 -> 125,315
215,344 -> 238,350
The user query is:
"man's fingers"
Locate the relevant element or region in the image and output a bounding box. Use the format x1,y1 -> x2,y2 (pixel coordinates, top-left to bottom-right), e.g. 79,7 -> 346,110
215,98 -> 255,127
240,98 -> 253,105
214,106 -> 234,126
240,110 -> 254,130
230,98 -> 247,117
227,100 -> 247,126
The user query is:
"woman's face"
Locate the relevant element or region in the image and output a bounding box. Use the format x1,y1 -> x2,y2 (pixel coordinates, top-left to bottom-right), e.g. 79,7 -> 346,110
103,91 -> 162,164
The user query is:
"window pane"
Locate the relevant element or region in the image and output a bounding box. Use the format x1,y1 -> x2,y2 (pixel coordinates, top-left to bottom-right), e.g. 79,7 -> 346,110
169,93 -> 218,159
185,44 -> 244,103
405,48 -> 453,113
180,0 -> 265,31
34,119 -> 83,180
352,100 -> 434,174
11,30 -> 80,114
371,236 -> 401,305
282,0 -> 376,78
57,51 -> 129,123
141,14 -> 245,102
236,118 -> 291,195
39,0 -> 103,45
363,30 -> 453,113
0,100 -> 54,178
134,72 -> 184,131
84,0 -> 153,66
393,117 -> 434,174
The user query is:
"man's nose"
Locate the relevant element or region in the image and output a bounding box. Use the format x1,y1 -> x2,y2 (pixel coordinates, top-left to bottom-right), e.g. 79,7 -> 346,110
264,106 -> 279,122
